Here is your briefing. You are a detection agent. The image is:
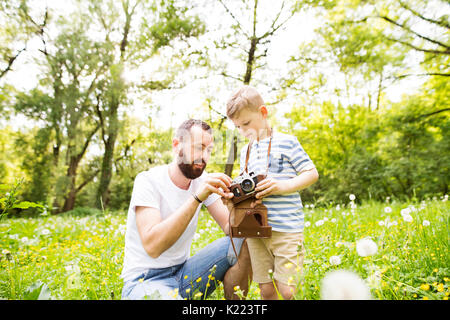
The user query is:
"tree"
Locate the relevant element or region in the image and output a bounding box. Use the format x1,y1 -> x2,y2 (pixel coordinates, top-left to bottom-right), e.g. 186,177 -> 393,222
87,0 -> 205,208
203,0 -> 302,176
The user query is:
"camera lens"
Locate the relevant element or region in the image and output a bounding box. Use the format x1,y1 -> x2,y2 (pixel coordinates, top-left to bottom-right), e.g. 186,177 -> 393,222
241,178 -> 255,193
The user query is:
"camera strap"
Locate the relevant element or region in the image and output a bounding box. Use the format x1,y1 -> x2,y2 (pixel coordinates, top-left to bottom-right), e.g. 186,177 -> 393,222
243,128 -> 273,175
228,129 -> 273,266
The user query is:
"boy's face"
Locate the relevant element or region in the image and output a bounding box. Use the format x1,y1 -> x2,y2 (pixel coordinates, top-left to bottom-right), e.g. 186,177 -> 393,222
231,106 -> 268,140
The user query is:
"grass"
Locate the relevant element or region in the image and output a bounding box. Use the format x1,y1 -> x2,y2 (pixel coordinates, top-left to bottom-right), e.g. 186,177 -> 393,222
0,196 -> 448,300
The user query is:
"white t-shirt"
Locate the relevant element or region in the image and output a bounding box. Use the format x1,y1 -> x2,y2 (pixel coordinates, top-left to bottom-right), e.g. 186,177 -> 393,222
121,164 -> 220,282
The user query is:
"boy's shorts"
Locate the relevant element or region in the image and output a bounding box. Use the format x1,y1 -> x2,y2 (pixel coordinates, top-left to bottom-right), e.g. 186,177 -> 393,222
246,231 -> 305,285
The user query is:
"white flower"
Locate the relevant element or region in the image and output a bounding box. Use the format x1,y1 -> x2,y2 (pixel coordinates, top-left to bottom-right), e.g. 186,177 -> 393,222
402,214 -> 413,223
315,219 -> 324,227
400,208 -> 411,216
336,204 -> 341,211
304,221 -> 311,227
378,221 -> 385,227
321,270 -> 371,300
384,206 -> 392,213
387,221 -> 398,228
349,194 -> 356,201
41,229 -> 51,235
356,238 -> 378,257
331,218 -> 337,223
422,220 -> 430,227
323,217 -> 329,221
329,255 -> 341,266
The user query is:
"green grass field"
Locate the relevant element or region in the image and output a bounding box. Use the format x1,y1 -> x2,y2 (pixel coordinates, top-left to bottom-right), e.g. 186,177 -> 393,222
1,196 -> 448,300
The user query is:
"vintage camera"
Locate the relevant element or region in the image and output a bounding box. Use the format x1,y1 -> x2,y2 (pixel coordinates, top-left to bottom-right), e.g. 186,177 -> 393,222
229,171 -> 266,204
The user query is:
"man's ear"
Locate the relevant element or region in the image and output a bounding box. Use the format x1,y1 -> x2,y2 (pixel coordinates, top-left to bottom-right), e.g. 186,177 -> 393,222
172,137 -> 180,151
259,105 -> 268,118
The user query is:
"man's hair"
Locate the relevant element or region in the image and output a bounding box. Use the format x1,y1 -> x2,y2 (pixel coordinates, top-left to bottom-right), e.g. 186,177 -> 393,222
175,119 -> 212,141
226,85 -> 264,119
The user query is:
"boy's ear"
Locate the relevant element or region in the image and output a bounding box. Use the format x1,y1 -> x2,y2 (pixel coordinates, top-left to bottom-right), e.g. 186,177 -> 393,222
259,105 -> 268,118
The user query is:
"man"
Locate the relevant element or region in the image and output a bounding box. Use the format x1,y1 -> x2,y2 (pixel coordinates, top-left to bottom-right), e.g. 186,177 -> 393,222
121,119 -> 252,300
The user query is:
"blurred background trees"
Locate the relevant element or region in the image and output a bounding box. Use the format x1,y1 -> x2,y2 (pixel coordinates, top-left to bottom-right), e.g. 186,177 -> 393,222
0,0 -> 448,215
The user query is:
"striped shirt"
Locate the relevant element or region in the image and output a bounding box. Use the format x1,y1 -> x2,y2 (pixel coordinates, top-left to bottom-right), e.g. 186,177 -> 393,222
239,131 -> 315,232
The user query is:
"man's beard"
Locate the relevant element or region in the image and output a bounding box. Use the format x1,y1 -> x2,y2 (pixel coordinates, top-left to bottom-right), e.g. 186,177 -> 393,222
177,149 -> 206,179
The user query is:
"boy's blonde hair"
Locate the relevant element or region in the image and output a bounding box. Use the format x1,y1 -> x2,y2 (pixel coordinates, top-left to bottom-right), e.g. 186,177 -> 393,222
226,85 -> 264,119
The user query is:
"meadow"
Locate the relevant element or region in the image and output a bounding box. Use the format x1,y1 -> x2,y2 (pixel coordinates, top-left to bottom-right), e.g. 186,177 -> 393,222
0,195 -> 448,300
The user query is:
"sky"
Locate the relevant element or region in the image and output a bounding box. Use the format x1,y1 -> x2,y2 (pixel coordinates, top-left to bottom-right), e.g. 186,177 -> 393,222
2,0 -> 431,131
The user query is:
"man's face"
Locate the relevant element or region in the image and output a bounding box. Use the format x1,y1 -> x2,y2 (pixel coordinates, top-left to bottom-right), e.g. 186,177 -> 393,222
175,125 -> 214,179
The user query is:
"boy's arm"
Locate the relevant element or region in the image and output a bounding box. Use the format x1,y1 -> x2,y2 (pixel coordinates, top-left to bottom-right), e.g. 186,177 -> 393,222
254,167 -> 319,199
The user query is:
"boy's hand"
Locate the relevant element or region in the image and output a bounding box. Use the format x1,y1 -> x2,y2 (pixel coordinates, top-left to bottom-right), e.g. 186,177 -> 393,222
254,177 -> 287,199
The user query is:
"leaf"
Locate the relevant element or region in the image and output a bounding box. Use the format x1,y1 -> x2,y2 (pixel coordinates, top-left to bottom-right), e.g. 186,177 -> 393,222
12,201 -> 44,209
24,281 -> 52,300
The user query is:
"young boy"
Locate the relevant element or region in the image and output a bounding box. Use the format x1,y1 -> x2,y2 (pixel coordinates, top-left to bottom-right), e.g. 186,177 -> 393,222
226,85 -> 319,300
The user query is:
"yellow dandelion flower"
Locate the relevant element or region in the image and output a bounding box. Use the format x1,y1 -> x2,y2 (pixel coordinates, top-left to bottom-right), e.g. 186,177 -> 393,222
196,277 -> 202,283
185,288 -> 191,294
433,268 -> 438,273
423,296 -> 429,300
138,278 -> 144,283
437,283 -> 444,292
184,275 -> 188,279
233,285 -> 240,291
420,284 -> 430,291
444,297 -> 448,300
194,292 -> 203,298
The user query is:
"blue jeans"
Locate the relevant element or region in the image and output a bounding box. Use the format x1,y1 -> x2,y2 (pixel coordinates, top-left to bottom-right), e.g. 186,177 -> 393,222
121,236 -> 244,300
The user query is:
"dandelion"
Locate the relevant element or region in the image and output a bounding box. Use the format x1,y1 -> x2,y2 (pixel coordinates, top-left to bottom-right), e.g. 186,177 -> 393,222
321,270 -> 371,300
349,194 -> 356,201
331,218 -> 337,223
41,229 -> 51,235
378,221 -> 385,227
384,206 -> 392,213
356,238 -> 378,257
420,284 -> 430,291
437,283 -> 444,292
315,219 -> 324,227
284,262 -> 293,269
422,220 -> 430,227
304,221 -> 311,227
329,255 -> 341,266
402,214 -> 413,223
196,277 -> 202,283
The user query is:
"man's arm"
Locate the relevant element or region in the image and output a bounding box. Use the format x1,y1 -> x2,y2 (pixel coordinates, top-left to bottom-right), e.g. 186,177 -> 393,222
135,173 -> 233,258
135,196 -> 202,258
206,198 -> 231,235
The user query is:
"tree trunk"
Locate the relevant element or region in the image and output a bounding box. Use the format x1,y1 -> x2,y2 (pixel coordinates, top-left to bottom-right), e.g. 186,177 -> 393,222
96,124 -> 118,209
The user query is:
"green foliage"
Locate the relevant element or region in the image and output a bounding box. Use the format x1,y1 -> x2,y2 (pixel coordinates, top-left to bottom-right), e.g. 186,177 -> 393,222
0,198 -> 448,300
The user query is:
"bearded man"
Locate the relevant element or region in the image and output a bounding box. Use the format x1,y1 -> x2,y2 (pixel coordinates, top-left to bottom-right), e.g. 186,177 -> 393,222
121,119 -> 252,300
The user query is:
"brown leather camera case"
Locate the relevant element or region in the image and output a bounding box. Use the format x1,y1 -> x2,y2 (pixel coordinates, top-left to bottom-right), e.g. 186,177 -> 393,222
230,198 -> 272,238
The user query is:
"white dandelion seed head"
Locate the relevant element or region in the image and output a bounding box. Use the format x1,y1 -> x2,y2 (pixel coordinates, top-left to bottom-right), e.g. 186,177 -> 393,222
378,221 -> 385,227
384,206 -> 392,213
422,220 -> 430,227
402,214 -> 413,223
356,238 -> 378,257
400,208 -> 411,216
304,221 -> 311,227
321,270 -> 372,300
331,218 -> 337,223
315,219 -> 324,227
329,255 -> 342,266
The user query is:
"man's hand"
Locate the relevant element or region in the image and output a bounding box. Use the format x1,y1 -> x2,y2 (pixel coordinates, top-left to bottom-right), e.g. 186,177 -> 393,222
196,173 -> 234,201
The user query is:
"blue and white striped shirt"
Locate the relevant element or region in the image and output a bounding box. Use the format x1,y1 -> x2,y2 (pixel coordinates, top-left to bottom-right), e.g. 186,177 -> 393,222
239,131 -> 315,232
